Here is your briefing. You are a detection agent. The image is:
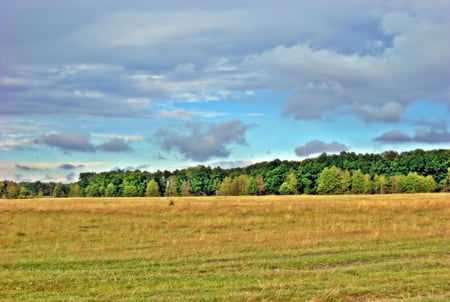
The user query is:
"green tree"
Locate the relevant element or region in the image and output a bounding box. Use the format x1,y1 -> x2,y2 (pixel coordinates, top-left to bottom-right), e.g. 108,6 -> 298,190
422,175 -> 436,192
364,174 -> 372,194
217,177 -> 234,196
373,174 -> 388,194
233,175 -> 249,195
404,172 -> 421,193
340,170 -> 352,194
441,168 -> 450,192
245,177 -> 258,195
351,170 -> 365,194
69,183 -> 81,197
105,183 -> 117,197
279,173 -> 298,195
317,166 -> 341,195
53,183 -> 66,197
19,186 -> 32,198
85,183 -> 101,197
123,182 -> 139,197
390,175 -> 406,193
145,179 -> 160,197
6,182 -> 20,199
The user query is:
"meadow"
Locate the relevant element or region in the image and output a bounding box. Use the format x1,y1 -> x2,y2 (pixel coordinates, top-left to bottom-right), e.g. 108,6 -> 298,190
0,194 -> 449,301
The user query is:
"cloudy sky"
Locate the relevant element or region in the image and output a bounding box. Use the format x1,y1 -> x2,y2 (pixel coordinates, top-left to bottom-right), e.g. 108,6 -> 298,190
1,0 -> 449,182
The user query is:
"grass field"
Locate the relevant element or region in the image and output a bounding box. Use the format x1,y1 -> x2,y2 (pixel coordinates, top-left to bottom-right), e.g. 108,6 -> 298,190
0,194 -> 449,301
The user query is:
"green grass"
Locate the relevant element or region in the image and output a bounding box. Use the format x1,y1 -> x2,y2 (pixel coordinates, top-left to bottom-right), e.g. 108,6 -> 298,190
0,194 -> 449,301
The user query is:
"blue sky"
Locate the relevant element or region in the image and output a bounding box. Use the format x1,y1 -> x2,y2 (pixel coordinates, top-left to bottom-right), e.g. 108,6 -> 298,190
1,0 -> 449,182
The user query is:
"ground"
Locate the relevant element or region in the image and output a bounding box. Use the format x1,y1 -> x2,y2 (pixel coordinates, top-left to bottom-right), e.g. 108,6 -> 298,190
0,194 -> 449,301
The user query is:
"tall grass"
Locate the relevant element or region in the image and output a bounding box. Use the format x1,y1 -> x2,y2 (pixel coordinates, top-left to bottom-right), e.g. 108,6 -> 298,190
0,194 -> 449,301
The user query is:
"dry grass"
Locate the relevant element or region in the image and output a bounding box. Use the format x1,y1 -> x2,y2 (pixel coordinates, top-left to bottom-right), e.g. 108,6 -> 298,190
0,194 -> 449,301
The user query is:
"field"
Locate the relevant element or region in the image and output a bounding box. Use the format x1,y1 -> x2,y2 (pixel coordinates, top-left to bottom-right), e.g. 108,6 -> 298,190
0,194 -> 449,301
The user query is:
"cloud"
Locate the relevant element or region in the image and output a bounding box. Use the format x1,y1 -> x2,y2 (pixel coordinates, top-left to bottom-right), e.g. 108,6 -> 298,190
413,129 -> 450,143
375,124 -> 450,144
210,160 -> 254,169
98,139 -> 132,153
41,132 -> 96,153
375,130 -> 412,143
295,140 -> 348,157
156,154 -> 167,160
156,120 -> 252,161
38,132 -> 133,153
1,2 -> 447,124
117,164 -> 149,171
59,163 -> 85,170
16,164 -> 40,171
14,174 -> 31,182
352,102 -> 404,122
66,172 -> 77,182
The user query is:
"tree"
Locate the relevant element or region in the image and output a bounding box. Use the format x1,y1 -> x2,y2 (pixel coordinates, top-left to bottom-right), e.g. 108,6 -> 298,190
279,173 -> 298,195
145,179 -> 160,197
255,175 -> 265,195
403,172 -> 421,193
390,174 -> 406,193
422,175 -> 436,192
351,170 -> 365,194
180,181 -> 191,196
340,170 -> 352,194
0,181 -> 5,198
440,168 -> 450,192
19,186 -> 32,198
245,177 -> 258,195
165,176 -> 178,197
123,182 -> 139,197
317,166 -> 341,195
6,182 -> 20,199
264,162 -> 290,194
85,183 -> 101,197
233,175 -> 249,195
104,183 -> 117,197
364,173 -> 372,194
53,183 -> 66,198
69,183 -> 81,197
373,174 -> 388,194
217,177 -> 234,196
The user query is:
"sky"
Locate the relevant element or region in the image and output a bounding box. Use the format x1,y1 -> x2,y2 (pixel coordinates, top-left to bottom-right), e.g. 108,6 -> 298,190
1,0 -> 449,183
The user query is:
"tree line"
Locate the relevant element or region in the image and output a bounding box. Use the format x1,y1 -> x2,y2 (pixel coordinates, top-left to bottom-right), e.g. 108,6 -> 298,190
1,149 -> 449,199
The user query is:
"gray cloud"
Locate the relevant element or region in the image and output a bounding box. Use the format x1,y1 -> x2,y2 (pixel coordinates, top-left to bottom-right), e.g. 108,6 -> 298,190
413,128 -> 450,143
295,140 -> 348,157
66,172 -> 77,182
156,120 -> 252,161
1,1 -> 448,124
59,163 -> 85,170
352,102 -> 404,123
376,124 -> 450,144
16,164 -> 40,171
210,160 -> 254,169
39,132 -> 132,153
98,138 -> 132,153
14,174 -> 31,182
41,133 -> 96,153
375,130 -> 412,143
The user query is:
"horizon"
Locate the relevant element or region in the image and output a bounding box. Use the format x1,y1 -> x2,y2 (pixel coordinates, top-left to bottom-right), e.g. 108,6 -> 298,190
3,148 -> 447,184
1,1 -> 449,182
